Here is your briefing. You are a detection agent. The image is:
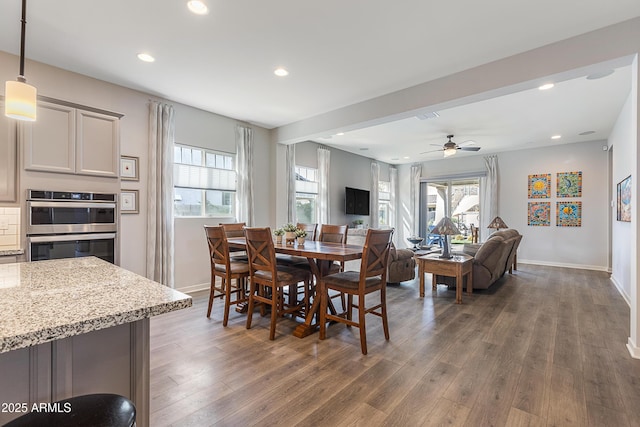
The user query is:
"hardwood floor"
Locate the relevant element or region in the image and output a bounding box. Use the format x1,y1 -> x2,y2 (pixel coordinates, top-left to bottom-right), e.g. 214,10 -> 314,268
149,264 -> 640,426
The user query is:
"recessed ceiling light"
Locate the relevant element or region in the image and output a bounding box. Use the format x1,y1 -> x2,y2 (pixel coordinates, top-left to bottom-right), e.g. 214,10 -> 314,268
579,130 -> 596,136
274,67 -> 289,77
586,70 -> 615,80
137,53 -> 155,63
551,135 -> 562,140
403,156 -> 410,159
187,1 -> 208,15
391,157 -> 400,161
336,132 -> 344,136
359,148 -> 368,151
538,83 -> 554,90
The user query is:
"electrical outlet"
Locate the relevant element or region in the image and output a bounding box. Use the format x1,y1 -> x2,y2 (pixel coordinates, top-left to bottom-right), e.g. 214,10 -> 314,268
0,218 -> 8,230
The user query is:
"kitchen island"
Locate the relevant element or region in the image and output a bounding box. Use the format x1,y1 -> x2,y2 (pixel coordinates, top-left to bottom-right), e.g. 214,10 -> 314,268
0,257 -> 192,426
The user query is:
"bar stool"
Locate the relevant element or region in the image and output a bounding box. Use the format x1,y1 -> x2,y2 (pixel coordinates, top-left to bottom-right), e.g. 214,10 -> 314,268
4,393 -> 136,427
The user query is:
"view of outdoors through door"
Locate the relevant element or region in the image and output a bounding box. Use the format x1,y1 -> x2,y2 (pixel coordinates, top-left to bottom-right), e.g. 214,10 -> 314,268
420,178 -> 480,247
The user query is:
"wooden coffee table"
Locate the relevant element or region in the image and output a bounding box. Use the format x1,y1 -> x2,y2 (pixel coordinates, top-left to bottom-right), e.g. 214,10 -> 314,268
415,253 -> 473,304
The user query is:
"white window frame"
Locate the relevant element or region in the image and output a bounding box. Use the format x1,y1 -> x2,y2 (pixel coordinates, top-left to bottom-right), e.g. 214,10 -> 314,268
378,180 -> 391,226
173,144 -> 237,218
295,166 -> 319,223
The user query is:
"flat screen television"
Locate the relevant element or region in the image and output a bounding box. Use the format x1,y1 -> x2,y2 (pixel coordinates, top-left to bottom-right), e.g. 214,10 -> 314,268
345,187 -> 370,215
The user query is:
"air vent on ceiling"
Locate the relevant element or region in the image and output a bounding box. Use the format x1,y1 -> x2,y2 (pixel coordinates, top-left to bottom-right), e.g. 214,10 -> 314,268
416,112 -> 440,120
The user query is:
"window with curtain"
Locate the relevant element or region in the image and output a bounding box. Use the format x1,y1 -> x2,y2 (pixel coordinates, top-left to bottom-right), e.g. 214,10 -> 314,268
173,144 -> 236,217
295,166 -> 318,223
420,175 -> 482,243
378,180 -> 391,226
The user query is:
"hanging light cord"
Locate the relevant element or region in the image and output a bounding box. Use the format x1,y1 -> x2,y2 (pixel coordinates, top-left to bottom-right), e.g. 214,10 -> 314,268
18,0 -> 27,81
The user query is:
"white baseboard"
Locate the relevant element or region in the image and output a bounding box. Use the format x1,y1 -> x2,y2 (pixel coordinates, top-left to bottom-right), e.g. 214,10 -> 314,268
518,259 -> 609,272
176,282 -> 209,295
627,338 -> 640,359
610,275 -> 631,307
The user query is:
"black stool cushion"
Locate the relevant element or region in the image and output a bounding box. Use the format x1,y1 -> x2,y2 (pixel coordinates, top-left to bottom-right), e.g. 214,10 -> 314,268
4,393 -> 136,427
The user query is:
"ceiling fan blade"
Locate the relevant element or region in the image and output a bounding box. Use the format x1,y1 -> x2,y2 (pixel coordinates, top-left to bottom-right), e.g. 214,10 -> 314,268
457,139 -> 477,146
430,143 -> 443,147
458,146 -> 481,151
419,149 -> 444,155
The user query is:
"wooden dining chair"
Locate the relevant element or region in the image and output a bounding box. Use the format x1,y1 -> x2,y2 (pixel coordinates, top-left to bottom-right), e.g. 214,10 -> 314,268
244,227 -> 312,340
220,222 -> 247,261
204,225 -> 250,326
296,223 -> 318,241
319,228 -> 394,354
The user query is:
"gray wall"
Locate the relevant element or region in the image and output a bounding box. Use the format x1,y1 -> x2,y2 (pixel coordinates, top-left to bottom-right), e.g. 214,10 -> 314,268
294,141 -> 390,228
0,50 -> 275,292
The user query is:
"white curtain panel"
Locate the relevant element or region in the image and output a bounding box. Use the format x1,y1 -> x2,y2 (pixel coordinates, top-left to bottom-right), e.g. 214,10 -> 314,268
236,126 -> 255,226
147,101 -> 175,288
390,166 -> 398,243
410,164 -> 422,236
317,147 -> 331,225
370,162 -> 380,229
480,155 -> 499,241
286,144 -> 297,223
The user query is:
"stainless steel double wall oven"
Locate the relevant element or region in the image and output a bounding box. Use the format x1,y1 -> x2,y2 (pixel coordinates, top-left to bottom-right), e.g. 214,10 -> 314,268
26,190 -> 118,263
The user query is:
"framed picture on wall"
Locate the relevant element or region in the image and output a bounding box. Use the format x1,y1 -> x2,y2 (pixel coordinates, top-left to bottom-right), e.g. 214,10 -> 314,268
120,156 -> 139,181
528,173 -> 551,198
121,190 -> 139,214
617,175 -> 631,222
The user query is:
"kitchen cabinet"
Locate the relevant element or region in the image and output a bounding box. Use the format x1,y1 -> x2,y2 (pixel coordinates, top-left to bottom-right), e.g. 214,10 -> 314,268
23,100 -> 121,178
0,101 -> 18,202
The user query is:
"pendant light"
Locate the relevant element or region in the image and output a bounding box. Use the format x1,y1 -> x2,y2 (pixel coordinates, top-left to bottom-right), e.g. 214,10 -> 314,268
5,0 -> 37,122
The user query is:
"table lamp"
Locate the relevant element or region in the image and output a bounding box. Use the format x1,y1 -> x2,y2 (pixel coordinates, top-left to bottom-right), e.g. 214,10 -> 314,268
487,216 -> 508,231
432,217 -> 460,259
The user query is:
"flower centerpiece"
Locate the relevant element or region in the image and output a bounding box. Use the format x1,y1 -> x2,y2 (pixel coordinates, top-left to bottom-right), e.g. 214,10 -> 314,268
273,228 -> 284,243
295,228 -> 308,245
282,223 -> 297,244
353,219 -> 364,229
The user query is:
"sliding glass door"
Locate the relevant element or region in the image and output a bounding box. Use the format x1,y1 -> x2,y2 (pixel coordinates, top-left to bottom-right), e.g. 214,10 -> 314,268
419,177 -> 480,244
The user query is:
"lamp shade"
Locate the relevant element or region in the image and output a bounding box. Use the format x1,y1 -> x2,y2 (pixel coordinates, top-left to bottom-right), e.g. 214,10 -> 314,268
487,216 -> 508,230
432,217 -> 460,235
5,79 -> 37,121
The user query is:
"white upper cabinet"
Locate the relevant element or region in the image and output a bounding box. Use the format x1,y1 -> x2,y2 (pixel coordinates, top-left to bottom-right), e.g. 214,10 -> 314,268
0,101 -> 18,202
23,99 -> 121,178
76,109 -> 120,177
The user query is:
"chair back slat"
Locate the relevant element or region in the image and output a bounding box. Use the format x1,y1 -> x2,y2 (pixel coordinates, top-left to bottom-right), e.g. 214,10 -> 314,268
220,222 -> 246,238
296,223 -> 318,241
318,224 -> 348,243
204,226 -> 231,268
244,227 -> 277,274
360,228 -> 394,282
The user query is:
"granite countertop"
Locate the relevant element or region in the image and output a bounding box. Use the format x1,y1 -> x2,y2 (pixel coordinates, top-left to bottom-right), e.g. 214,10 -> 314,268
0,249 -> 24,256
0,257 -> 192,353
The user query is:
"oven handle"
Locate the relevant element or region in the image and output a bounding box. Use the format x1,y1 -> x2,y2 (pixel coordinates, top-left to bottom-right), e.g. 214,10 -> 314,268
28,201 -> 117,209
28,233 -> 117,243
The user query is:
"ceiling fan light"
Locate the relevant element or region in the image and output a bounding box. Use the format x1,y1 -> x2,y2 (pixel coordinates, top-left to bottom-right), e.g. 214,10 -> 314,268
443,147 -> 457,157
5,78 -> 37,121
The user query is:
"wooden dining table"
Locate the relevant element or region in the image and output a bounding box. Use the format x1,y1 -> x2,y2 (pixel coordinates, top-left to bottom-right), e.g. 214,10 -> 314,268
227,237 -> 364,337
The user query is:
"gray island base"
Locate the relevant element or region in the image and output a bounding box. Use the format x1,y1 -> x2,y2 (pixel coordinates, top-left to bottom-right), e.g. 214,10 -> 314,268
0,257 -> 192,426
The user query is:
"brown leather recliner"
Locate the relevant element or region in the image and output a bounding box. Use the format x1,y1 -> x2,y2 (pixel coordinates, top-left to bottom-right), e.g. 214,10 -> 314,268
438,229 -> 522,289
387,244 -> 417,283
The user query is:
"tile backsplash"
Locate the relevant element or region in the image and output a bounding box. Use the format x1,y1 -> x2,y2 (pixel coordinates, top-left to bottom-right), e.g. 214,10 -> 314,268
0,208 -> 21,250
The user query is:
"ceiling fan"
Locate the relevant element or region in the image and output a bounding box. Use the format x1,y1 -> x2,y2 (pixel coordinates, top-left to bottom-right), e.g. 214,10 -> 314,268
420,134 -> 481,157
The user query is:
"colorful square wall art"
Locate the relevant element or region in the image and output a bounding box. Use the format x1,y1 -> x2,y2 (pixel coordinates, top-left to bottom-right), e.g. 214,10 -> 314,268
528,174 -> 551,198
617,175 -> 631,222
557,171 -> 582,197
528,202 -> 550,226
557,201 -> 582,227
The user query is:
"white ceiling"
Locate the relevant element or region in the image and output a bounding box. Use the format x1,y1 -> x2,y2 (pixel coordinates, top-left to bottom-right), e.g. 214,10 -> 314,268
316,64 -> 632,164
0,1 -> 639,163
